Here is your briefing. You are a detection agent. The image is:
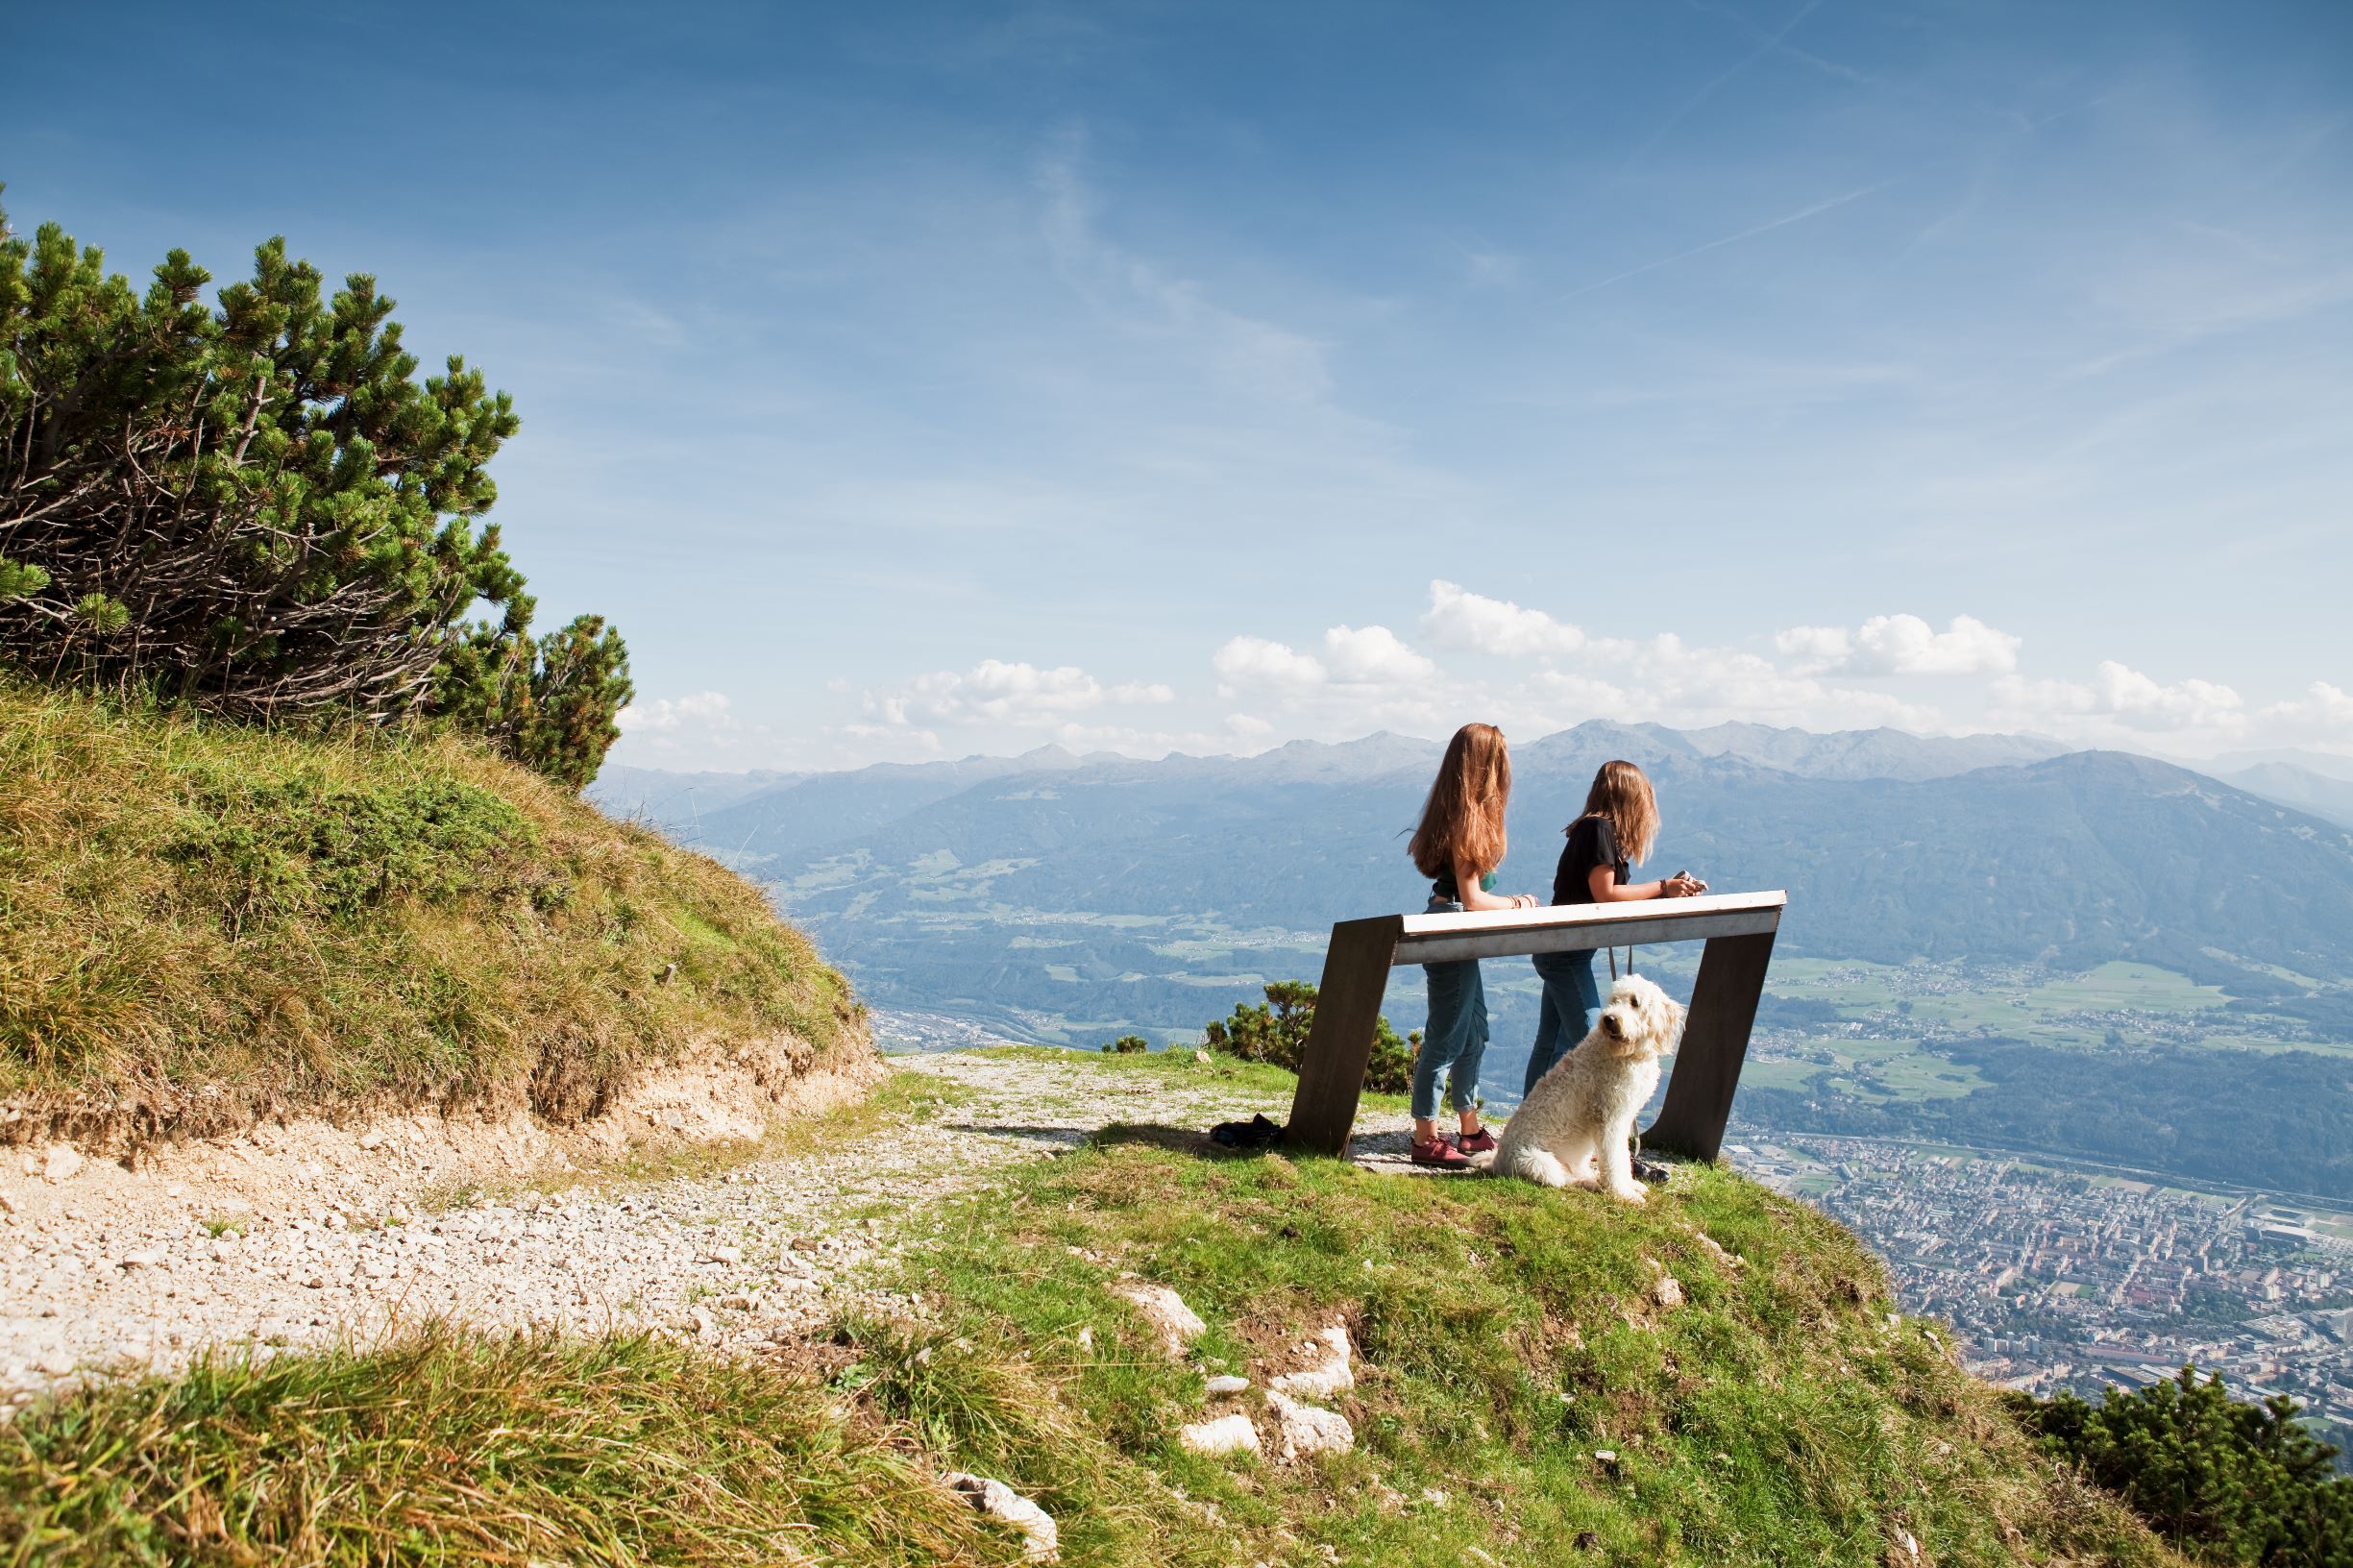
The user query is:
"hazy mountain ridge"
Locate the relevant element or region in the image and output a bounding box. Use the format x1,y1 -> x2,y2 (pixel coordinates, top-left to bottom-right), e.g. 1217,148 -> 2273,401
2222,761 -> 2353,829
597,722 -> 2353,1000
595,724 -> 2353,1197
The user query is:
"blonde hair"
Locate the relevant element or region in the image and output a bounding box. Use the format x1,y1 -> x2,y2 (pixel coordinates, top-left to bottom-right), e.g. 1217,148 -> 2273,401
1409,723 -> 1511,881
1577,759 -> 1660,864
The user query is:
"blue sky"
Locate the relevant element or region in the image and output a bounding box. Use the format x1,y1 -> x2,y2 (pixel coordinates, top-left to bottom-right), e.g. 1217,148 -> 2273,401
8,0 -> 2349,770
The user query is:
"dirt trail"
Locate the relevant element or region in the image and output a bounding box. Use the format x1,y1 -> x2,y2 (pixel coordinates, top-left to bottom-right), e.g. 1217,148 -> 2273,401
0,1054 -> 1418,1406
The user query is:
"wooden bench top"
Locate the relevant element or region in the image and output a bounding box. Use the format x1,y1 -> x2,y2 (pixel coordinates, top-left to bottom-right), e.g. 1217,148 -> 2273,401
1394,889 -> 1786,965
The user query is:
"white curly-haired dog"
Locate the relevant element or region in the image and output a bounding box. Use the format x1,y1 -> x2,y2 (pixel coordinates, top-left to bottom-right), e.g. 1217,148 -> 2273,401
1479,974 -> 1684,1201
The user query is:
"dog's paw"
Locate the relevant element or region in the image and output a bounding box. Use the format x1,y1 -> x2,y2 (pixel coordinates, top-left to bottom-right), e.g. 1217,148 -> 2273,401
1515,1151 -> 1572,1188
1607,1182 -> 1649,1204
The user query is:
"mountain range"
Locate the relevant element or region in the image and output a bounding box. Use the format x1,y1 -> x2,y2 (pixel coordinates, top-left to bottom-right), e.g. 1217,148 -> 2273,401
594,721 -> 2353,1021
593,721 -> 2353,1194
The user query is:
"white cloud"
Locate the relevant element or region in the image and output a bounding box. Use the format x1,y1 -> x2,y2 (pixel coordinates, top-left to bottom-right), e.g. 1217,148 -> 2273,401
866,658 -> 1171,729
2261,680 -> 2353,732
1598,633 -> 1945,731
1321,624 -> 1435,684
1423,580 -> 1587,658
1994,660 -> 2245,732
1776,613 -> 2021,675
610,691 -> 770,768
1212,635 -> 1326,692
618,691 -> 738,733
1532,669 -> 1637,719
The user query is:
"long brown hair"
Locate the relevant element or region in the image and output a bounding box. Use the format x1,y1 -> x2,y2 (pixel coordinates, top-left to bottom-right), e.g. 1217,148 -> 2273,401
1577,759 -> 1660,864
1409,723 -> 1511,880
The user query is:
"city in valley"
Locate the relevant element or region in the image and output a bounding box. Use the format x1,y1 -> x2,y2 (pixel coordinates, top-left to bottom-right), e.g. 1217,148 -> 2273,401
1732,1135 -> 2353,1452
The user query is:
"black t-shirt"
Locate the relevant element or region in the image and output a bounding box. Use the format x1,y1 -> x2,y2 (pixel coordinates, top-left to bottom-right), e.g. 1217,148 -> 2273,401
1552,815 -> 1629,906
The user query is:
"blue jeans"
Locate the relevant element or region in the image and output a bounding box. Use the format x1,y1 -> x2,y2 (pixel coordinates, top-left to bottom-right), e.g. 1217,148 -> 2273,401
1525,947 -> 1603,1094
1411,898 -> 1486,1121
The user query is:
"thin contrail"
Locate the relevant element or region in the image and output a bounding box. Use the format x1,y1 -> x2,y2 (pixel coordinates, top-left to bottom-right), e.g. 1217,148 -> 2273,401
1622,0 -> 1827,169
1561,179 -> 1896,300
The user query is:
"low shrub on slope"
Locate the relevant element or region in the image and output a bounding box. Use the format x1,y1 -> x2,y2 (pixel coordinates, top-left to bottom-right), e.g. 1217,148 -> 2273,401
0,677 -> 860,1141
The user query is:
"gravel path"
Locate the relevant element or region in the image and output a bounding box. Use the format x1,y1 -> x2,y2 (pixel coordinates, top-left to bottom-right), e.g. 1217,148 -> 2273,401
0,1053 -> 1413,1406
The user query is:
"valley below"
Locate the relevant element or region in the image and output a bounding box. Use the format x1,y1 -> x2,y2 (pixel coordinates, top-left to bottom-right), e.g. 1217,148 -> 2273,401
601,719 -> 2353,1469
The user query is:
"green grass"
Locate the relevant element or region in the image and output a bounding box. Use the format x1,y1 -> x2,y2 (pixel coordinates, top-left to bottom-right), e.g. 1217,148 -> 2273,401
836,1124 -> 2177,1566
0,1326 -> 1011,1567
0,677 -> 863,1143
0,1047 -> 2185,1565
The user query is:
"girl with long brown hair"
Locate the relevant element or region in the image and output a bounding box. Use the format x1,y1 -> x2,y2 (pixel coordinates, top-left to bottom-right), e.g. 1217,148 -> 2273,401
1523,759 -> 1705,1092
1405,723 -> 1541,1169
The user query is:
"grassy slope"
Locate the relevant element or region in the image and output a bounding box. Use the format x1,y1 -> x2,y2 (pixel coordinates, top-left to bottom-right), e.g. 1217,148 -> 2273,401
0,1055 -> 2180,1567
0,678 -> 861,1139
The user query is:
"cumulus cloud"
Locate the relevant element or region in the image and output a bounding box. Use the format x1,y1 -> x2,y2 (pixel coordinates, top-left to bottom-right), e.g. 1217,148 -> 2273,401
867,659 -> 1171,729
1776,613 -> 2021,675
619,691 -> 738,733
1532,669 -> 1637,719
1212,635 -> 1326,692
2262,680 -> 2353,732
1422,579 -> 1586,658
611,691 -> 768,767
1212,625 -> 1436,704
1599,633 -> 1945,731
1322,624 -> 1435,684
1993,661 -> 2245,731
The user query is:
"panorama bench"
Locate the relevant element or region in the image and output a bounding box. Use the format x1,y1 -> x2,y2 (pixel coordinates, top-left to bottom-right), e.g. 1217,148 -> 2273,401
1284,890 -> 1788,1162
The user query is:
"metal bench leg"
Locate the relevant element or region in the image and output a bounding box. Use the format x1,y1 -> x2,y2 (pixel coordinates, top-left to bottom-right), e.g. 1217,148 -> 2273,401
1643,929 -> 1776,1162
1283,915 -> 1404,1156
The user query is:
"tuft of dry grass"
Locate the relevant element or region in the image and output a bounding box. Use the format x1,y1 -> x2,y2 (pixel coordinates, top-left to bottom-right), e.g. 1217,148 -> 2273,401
0,1325 -> 1014,1567
0,677 -> 864,1146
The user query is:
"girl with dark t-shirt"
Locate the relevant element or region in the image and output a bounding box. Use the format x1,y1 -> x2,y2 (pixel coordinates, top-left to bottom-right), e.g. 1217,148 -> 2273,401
1404,723 -> 1541,1169
1523,760 -> 1705,1091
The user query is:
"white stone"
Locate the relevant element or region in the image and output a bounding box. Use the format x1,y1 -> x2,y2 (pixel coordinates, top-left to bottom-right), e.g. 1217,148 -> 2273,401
944,1472 -> 1059,1561
1114,1282 -> 1205,1358
1204,1374 -> 1250,1395
41,1146 -> 83,1185
707,1245 -> 744,1265
1269,1321 -> 1354,1400
1652,1275 -> 1685,1311
1264,1391 -> 1353,1462
1178,1413 -> 1261,1457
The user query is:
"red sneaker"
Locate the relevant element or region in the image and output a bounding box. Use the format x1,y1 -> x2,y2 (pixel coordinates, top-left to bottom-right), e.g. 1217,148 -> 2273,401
1409,1135 -> 1472,1170
1455,1127 -> 1497,1156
